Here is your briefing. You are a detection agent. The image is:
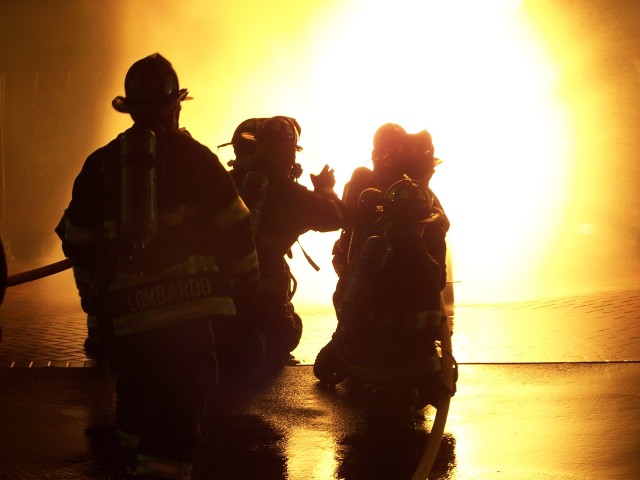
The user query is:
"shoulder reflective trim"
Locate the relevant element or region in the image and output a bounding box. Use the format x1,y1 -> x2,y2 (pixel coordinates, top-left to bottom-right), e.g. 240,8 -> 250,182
212,195 -> 250,230
137,453 -> 192,480
64,220 -> 101,245
373,310 -> 443,329
116,429 -> 140,450
112,296 -> 236,336
229,249 -> 259,276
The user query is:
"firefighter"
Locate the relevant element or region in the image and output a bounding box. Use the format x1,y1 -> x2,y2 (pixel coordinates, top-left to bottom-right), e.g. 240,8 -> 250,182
218,116 -> 302,186
331,123 -> 450,291
316,178 -> 449,432
59,53 -> 259,479
227,115 -> 346,380
217,117 -> 267,185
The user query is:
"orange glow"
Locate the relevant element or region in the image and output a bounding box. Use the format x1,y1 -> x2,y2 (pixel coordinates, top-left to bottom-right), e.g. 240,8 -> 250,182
178,0 -> 574,306
291,0 -> 575,304
32,0 -> 639,307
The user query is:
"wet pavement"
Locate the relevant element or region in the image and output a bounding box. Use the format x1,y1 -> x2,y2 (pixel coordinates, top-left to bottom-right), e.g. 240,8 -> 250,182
1,266 -> 640,479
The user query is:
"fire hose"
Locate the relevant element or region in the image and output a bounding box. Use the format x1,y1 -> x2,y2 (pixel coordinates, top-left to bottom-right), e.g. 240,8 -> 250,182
5,258 -> 73,288
0,258 -> 73,329
410,294 -> 457,480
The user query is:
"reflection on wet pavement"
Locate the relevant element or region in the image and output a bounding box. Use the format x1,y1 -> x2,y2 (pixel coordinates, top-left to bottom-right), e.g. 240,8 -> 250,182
1,263 -> 640,366
1,263 -> 640,479
4,363 -> 639,479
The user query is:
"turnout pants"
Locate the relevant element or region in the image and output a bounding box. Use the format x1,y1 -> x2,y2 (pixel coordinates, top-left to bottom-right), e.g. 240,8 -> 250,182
114,318 -> 217,479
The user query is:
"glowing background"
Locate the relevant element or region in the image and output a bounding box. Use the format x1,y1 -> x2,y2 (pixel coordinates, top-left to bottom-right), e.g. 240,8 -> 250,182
1,3 -> 640,478
1,0 -> 639,307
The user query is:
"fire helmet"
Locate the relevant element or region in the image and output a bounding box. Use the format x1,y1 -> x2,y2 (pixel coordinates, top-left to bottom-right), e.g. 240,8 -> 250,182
394,129 -> 442,178
241,116 -> 303,152
112,53 -> 191,115
401,130 -> 434,159
378,177 -> 438,226
217,117 -> 266,152
372,123 -> 406,165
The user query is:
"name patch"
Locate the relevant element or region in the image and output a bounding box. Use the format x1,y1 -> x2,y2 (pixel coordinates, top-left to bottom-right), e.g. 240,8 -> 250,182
110,272 -> 228,316
119,277 -> 215,313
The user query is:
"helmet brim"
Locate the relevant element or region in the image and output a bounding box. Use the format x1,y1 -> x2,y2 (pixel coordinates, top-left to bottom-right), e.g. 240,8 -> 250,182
112,89 -> 192,114
240,132 -> 303,152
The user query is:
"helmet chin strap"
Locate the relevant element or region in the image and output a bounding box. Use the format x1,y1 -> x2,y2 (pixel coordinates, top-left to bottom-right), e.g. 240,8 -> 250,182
296,240 -> 320,271
168,105 -> 181,130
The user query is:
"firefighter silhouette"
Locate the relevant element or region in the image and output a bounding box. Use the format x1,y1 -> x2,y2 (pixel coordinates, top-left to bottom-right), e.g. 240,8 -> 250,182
316,178 -> 448,432
59,53 -> 259,479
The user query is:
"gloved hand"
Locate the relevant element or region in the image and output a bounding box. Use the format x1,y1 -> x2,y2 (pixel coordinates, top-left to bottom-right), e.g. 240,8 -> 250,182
310,164 -> 336,191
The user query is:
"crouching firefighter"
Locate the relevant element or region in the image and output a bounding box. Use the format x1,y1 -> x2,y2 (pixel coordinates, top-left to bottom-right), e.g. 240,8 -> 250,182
219,115 -> 346,382
59,53 -> 259,479
314,177 -> 451,432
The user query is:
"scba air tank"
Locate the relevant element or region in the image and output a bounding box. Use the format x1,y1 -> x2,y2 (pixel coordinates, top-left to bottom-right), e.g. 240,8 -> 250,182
348,188 -> 383,264
118,126 -> 159,248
